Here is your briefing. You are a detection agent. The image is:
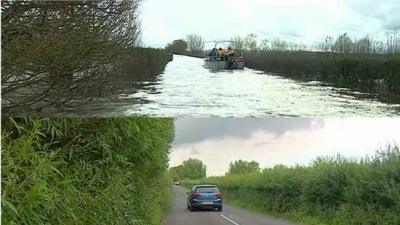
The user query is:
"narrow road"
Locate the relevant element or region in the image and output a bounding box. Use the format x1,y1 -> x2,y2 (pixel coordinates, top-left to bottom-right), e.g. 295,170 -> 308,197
164,185 -> 299,225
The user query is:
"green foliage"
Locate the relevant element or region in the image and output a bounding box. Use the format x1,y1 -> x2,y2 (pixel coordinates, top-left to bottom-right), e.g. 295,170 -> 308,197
165,39 -> 188,54
170,158 -> 207,180
169,165 -> 184,181
1,117 -> 174,225
227,160 -> 260,175
183,147 -> 400,225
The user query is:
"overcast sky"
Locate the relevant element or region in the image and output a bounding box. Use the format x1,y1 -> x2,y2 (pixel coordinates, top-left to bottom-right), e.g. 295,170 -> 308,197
170,118 -> 400,176
141,0 -> 400,48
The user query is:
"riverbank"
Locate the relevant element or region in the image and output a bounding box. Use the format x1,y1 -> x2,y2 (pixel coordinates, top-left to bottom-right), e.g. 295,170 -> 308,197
2,47 -> 172,116
245,51 -> 400,103
181,146 -> 400,225
1,118 -> 175,225
170,51 -> 204,58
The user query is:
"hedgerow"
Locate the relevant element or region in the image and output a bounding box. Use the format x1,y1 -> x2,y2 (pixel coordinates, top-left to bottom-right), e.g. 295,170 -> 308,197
183,146 -> 400,225
1,118 -> 174,225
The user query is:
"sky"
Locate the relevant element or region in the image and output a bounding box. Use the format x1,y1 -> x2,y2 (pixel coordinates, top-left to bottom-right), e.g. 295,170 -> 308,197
140,0 -> 400,48
170,118 -> 400,176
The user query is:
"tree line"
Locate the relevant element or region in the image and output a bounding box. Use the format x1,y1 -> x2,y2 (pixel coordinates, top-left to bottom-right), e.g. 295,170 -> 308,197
165,31 -> 400,54
169,159 -> 260,180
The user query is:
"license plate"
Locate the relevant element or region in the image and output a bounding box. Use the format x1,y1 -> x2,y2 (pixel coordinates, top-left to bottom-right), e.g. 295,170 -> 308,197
202,201 -> 213,205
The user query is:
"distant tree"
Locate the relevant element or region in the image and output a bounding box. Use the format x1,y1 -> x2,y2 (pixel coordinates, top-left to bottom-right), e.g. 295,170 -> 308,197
169,165 -> 184,180
178,158 -> 207,179
271,37 -> 288,51
165,39 -> 188,53
385,30 -> 400,54
231,35 -> 246,51
260,39 -> 270,51
321,36 -> 334,52
186,34 -> 205,52
354,36 -> 372,54
227,160 -> 260,175
334,33 -> 352,53
245,33 -> 258,52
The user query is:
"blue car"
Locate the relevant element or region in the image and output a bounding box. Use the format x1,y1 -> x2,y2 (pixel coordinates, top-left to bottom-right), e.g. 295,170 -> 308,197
186,185 -> 223,211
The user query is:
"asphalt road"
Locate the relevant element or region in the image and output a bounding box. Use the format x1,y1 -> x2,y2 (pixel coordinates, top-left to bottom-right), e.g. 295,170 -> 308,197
164,185 -> 299,225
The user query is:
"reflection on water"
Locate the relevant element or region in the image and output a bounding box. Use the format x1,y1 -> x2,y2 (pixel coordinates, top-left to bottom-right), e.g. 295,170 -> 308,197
77,55 -> 400,117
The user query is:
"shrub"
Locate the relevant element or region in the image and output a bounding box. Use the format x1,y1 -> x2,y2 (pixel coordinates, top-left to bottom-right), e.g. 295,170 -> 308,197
1,117 -> 174,225
182,146 -> 400,225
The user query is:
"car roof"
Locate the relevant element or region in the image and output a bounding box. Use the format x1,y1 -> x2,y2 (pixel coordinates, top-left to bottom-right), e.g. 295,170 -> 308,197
193,184 -> 217,188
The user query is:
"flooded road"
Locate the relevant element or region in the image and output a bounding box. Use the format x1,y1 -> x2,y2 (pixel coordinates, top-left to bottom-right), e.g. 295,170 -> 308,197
79,55 -> 400,117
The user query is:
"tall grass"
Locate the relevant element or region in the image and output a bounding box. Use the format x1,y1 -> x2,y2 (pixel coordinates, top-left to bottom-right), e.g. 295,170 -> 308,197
183,146 -> 400,225
1,117 -> 174,225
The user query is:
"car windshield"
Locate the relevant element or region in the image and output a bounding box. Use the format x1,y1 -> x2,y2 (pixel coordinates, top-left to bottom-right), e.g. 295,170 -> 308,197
196,186 -> 218,193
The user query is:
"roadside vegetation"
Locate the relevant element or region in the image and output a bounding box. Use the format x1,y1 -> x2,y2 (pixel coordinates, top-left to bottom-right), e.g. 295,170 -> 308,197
1,1 -> 172,115
1,118 -> 174,225
181,146 -> 400,225
169,158 -> 207,180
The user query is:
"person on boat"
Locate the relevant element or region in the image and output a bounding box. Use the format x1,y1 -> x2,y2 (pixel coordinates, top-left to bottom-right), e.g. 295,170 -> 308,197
227,47 -> 235,57
208,48 -> 219,61
218,48 -> 226,60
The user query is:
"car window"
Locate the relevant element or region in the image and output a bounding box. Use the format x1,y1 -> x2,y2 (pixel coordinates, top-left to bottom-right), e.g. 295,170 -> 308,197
195,186 -> 219,193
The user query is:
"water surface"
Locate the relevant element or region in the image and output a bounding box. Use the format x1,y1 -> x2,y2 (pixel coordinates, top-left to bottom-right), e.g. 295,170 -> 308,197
77,55 -> 400,117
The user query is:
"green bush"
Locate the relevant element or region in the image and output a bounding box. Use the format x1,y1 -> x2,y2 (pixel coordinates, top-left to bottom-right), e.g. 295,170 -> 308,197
1,118 -> 174,225
183,147 -> 400,225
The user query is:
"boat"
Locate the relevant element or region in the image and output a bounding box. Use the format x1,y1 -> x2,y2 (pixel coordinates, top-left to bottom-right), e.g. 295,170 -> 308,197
204,58 -> 244,70
203,41 -> 245,70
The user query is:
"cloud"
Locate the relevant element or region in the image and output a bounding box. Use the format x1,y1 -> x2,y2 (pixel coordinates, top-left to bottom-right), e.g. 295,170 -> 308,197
170,118 -> 400,176
173,118 -> 323,146
140,0 -> 400,47
346,0 -> 400,31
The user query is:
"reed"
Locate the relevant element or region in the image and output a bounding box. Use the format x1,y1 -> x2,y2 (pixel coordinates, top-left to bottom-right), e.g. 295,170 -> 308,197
1,117 -> 175,225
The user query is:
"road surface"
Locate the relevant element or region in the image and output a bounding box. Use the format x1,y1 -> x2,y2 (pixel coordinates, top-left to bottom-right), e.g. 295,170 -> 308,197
164,185 -> 299,225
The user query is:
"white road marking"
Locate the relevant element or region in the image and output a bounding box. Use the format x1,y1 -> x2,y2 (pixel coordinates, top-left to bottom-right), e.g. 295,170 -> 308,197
221,214 -> 241,225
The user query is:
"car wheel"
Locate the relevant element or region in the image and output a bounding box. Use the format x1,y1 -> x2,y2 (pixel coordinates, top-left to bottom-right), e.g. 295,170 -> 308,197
187,204 -> 190,209
217,206 -> 222,211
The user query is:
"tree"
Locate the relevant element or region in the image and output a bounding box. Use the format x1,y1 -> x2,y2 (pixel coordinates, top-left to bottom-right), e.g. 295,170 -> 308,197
169,165 -> 184,181
245,33 -> 258,52
260,39 -> 270,51
227,160 -> 260,175
165,39 -> 188,54
186,34 -> 204,52
231,35 -> 246,51
354,36 -> 372,54
178,158 -> 207,179
321,36 -> 334,52
1,0 -> 143,114
271,37 -> 288,51
334,33 -> 352,53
